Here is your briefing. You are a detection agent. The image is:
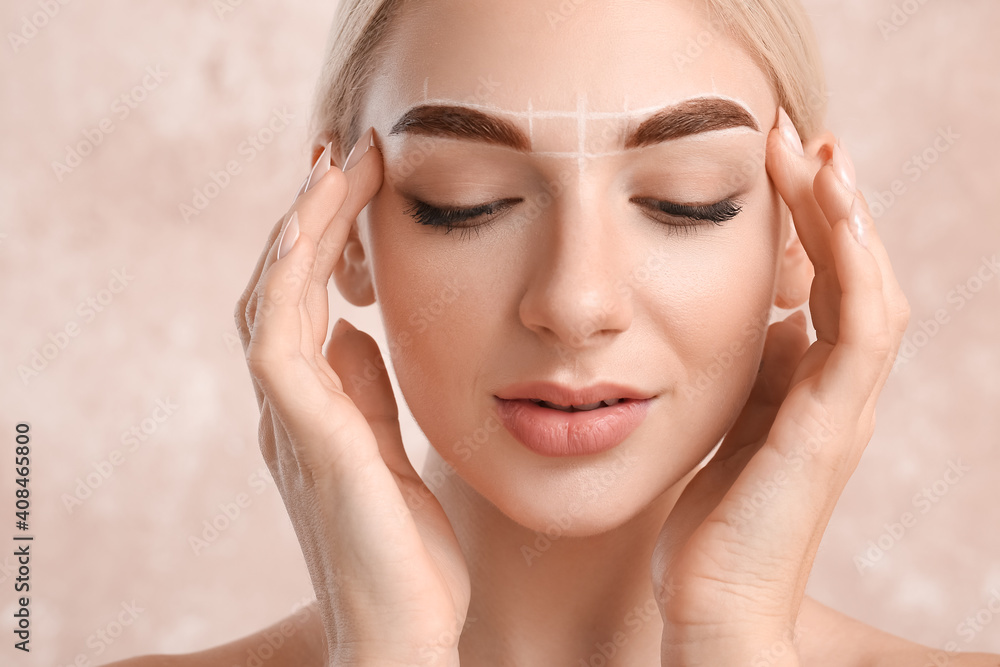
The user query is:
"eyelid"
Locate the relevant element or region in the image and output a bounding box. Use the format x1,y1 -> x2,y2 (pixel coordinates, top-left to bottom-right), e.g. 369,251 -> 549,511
630,196 -> 743,223
403,194 -> 743,238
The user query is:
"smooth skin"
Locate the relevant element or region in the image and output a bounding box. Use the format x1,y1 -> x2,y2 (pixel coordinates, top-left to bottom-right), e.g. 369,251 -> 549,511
106,0 -> 1000,664
105,121 -> 1000,667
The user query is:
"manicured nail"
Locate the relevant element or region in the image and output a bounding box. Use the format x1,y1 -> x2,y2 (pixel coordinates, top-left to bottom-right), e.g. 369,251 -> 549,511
787,310 -> 807,330
343,127 -> 374,172
777,107 -> 804,157
277,211 -> 299,260
831,141 -> 856,192
848,195 -> 868,249
332,317 -> 357,336
301,141 -> 333,196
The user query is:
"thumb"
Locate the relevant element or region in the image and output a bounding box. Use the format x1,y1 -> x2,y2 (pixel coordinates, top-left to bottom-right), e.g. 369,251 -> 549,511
324,318 -> 420,484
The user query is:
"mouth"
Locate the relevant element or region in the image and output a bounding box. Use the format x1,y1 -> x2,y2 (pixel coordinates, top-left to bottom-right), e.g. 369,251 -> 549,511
526,397 -> 626,412
492,381 -> 655,457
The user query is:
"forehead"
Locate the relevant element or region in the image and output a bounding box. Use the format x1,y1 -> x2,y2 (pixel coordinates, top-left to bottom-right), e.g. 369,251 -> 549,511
361,0 -> 776,142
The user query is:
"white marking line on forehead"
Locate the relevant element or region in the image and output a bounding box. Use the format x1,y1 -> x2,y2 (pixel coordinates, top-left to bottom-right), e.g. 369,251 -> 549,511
407,93 -> 760,161
527,97 -> 534,153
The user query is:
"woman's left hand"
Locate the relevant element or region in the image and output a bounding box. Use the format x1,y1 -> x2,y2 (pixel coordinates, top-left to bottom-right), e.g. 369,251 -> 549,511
650,107 -> 912,665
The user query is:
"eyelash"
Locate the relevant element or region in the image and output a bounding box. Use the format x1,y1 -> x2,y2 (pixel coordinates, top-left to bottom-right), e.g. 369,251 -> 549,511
403,195 -> 743,239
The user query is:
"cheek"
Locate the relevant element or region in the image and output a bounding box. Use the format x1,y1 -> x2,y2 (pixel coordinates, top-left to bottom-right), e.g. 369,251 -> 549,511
655,209 -> 780,444
364,204 -> 501,440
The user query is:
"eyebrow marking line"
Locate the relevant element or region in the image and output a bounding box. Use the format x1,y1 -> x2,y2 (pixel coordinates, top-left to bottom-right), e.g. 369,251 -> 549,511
393,95 -> 758,122
388,95 -> 761,164
527,97 -> 533,148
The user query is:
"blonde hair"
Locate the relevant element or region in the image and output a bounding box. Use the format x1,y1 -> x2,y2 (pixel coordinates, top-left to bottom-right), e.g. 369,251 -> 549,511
310,0 -> 827,160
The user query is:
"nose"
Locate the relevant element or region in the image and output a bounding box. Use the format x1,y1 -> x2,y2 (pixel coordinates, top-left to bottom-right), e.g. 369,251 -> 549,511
518,192 -> 634,350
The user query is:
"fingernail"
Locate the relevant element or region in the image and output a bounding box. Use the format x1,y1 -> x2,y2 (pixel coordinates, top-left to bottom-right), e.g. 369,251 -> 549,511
332,317 -> 357,336
343,127 -> 374,172
777,107 -> 804,157
787,310 -> 807,330
277,211 -> 299,260
848,195 -> 868,249
300,141 -> 333,196
831,142 -> 856,193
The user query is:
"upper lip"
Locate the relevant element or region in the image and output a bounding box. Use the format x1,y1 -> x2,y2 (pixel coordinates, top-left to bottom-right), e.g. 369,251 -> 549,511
494,381 -> 654,406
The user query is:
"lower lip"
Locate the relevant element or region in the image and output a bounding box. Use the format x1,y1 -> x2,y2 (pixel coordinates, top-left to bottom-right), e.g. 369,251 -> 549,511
493,397 -> 652,457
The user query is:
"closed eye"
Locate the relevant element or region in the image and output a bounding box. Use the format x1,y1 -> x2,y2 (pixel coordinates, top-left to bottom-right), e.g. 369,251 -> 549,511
630,196 -> 743,224
403,195 -> 743,239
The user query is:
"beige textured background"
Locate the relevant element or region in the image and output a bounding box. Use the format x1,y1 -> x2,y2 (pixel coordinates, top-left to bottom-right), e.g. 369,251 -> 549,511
1,0 -> 998,664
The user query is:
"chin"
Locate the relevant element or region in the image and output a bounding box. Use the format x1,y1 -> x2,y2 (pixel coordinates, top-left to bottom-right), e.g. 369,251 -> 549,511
438,423 -> 699,540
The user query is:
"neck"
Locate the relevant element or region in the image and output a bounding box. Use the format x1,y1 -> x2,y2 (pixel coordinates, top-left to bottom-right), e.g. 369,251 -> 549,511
422,446 -> 697,666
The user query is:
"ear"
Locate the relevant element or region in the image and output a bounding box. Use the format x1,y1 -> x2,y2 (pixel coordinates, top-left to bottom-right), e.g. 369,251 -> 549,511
773,203 -> 814,310
333,217 -> 376,307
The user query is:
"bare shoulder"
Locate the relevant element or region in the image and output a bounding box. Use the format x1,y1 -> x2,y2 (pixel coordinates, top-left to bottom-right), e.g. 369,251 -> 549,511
798,595 -> 1000,667
100,600 -> 327,667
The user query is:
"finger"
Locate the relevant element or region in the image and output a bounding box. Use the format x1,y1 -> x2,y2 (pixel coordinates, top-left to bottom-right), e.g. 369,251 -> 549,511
814,169 -> 911,342
313,130 -> 383,282
765,110 -> 841,342
236,213 -> 289,352
765,109 -> 835,275
237,214 -> 288,411
813,179 -> 912,422
324,318 -> 420,484
303,131 -> 383,346
244,209 -> 324,406
247,231 -> 381,482
241,150 -> 338,358
813,200 -> 891,413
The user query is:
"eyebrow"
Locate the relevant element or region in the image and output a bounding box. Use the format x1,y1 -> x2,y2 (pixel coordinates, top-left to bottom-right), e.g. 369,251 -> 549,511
387,97 -> 760,152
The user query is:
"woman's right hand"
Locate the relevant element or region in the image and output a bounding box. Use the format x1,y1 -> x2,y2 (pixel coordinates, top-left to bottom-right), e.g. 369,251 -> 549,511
234,131 -> 471,667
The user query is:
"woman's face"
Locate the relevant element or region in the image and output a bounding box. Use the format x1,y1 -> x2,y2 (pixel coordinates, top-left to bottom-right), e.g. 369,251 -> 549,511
349,0 -> 795,534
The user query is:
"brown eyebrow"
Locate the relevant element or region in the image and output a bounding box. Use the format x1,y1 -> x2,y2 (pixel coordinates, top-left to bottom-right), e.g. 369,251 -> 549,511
387,97 -> 760,152
624,98 -> 760,149
389,104 -> 531,151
